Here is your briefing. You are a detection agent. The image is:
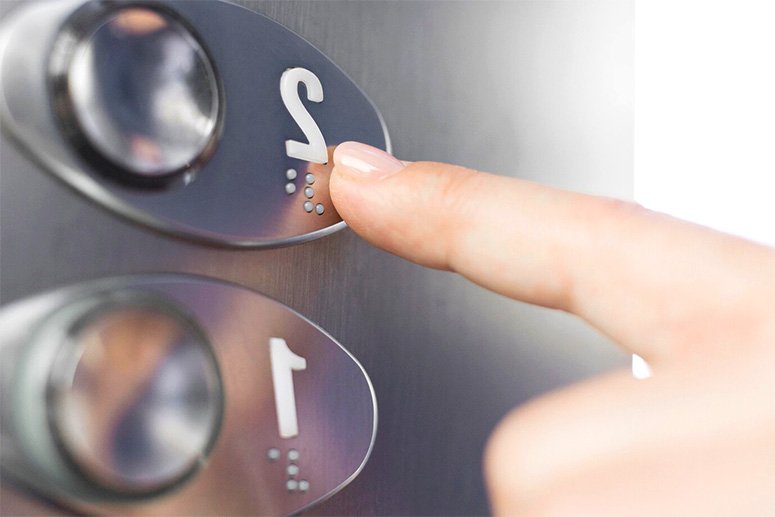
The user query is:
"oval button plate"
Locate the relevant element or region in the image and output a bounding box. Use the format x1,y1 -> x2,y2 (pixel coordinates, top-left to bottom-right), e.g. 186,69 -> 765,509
0,0 -> 390,247
0,275 -> 377,515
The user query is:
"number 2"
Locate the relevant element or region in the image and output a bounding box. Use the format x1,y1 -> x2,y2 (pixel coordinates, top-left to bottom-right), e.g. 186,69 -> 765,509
269,337 -> 307,438
280,67 -> 328,164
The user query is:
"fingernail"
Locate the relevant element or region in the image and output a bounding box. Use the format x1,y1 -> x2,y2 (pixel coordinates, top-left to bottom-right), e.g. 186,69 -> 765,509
334,142 -> 404,179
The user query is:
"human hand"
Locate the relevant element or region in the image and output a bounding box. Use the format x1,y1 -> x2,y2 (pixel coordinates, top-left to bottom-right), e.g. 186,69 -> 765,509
329,141 -> 775,515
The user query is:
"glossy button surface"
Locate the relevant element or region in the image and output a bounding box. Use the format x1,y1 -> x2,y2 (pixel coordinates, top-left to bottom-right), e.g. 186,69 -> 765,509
46,297 -> 223,496
57,4 -> 221,184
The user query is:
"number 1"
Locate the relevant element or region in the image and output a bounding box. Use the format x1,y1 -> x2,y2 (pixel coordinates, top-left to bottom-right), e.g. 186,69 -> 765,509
269,337 -> 307,438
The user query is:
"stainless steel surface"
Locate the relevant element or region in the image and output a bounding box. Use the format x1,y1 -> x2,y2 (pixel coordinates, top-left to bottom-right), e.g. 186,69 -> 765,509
56,3 -> 221,183
0,0 -> 389,246
46,293 -> 223,497
0,275 -> 377,515
1,1 -> 633,515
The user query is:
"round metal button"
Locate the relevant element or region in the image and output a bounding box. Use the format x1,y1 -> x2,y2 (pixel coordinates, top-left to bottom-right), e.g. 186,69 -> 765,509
52,4 -> 222,186
45,294 -> 223,496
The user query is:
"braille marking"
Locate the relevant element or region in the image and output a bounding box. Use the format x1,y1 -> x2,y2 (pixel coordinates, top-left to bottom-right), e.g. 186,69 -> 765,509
267,447 -> 280,462
298,480 -> 310,493
286,479 -> 298,492
286,169 -> 297,180
285,183 -> 296,195
303,201 -> 314,213
304,187 -> 314,198
288,449 -> 300,461
315,203 -> 325,215
287,464 -> 300,477
305,173 -> 315,185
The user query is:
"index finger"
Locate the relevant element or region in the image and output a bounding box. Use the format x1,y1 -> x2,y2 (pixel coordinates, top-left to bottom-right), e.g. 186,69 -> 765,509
329,142 -> 775,363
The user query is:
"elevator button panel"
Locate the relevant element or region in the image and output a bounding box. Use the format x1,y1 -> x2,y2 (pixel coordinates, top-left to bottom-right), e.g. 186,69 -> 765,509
0,0 -> 390,246
0,275 -> 377,515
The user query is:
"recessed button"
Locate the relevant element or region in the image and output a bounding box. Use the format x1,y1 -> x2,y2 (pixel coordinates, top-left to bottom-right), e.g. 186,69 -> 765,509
56,5 -> 221,186
46,294 -> 223,496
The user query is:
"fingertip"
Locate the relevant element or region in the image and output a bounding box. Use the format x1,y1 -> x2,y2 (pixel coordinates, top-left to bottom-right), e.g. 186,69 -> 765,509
332,141 -> 404,180
332,141 -> 356,170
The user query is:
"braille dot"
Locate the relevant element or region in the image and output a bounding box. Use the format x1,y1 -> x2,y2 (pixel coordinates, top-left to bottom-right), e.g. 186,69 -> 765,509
303,201 -> 314,213
305,173 -> 315,185
304,187 -> 314,198
288,449 -> 300,461
298,480 -> 310,492
267,448 -> 280,462
286,169 -> 297,180
286,479 -> 298,492
315,203 -> 325,215
285,183 -> 296,195
287,464 -> 299,477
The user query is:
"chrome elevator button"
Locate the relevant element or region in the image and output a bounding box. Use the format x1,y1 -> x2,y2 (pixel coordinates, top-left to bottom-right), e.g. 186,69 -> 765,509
0,275 -> 376,514
45,295 -> 223,496
3,290 -> 223,500
50,4 -> 222,186
0,0 -> 389,245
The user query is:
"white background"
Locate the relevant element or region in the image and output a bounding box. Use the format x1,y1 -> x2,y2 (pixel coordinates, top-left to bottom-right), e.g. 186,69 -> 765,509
635,0 -> 775,246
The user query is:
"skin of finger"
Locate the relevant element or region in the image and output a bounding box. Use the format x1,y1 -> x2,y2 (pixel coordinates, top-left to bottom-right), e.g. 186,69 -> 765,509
484,351 -> 775,516
330,160 -> 775,362
331,160 -> 613,307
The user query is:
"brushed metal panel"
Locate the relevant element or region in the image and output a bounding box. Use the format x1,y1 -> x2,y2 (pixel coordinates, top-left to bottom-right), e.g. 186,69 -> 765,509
1,1 -> 632,515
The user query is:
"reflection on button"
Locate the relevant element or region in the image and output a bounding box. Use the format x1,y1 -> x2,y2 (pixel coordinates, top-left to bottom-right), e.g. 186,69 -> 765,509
54,4 -> 221,186
46,294 -> 223,496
